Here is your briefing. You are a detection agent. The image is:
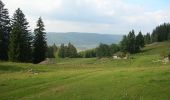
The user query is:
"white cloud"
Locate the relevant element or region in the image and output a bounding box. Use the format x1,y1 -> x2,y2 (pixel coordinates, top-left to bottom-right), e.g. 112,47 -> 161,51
3,0 -> 170,34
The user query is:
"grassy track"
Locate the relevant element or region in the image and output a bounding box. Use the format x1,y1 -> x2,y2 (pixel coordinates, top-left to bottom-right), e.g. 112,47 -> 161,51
0,42 -> 170,100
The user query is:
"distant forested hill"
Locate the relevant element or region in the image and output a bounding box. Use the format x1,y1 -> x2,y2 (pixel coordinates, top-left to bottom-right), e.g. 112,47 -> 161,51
46,32 -> 122,50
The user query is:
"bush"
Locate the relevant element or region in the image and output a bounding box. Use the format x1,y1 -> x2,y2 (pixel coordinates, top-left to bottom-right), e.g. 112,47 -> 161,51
78,49 -> 96,58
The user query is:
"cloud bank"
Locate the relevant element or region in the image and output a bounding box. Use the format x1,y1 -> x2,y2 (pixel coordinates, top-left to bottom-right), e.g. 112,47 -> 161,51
3,0 -> 170,34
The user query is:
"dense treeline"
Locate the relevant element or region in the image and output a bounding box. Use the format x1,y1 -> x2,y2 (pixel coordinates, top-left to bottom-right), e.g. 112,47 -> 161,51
78,49 -> 96,58
144,33 -> 151,44
120,30 -> 145,54
0,0 -> 10,61
96,43 -> 120,58
58,43 -> 78,58
46,44 -> 58,58
58,23 -> 170,58
0,0 -> 47,63
78,43 -> 119,58
1,0 -> 170,60
151,23 -> 170,42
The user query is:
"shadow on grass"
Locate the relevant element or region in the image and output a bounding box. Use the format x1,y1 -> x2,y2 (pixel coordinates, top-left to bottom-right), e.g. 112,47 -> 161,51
0,65 -> 24,72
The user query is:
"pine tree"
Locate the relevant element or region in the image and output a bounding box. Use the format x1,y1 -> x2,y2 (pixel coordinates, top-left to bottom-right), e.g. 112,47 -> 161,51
8,8 -> 32,62
33,17 -> 47,64
110,44 -> 119,55
0,0 -> 10,60
120,35 -> 128,52
120,30 -> 140,54
67,43 -> 77,58
96,43 -> 111,58
151,23 -> 170,42
144,33 -> 151,44
58,44 -> 65,58
127,30 -> 139,53
136,31 -> 145,48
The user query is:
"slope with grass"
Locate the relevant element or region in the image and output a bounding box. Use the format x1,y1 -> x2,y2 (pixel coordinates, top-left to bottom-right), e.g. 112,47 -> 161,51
0,42 -> 170,100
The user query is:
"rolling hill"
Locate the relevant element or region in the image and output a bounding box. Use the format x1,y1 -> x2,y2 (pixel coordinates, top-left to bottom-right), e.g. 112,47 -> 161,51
46,32 -> 122,50
0,42 -> 170,100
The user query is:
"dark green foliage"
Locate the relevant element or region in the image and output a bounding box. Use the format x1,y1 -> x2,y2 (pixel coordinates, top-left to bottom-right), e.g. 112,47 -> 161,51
127,30 -> 139,53
144,33 -> 151,44
46,44 -> 58,58
0,0 -> 10,60
58,43 -> 77,58
33,17 -> 47,64
136,31 -> 145,48
67,43 -> 77,58
96,43 -> 111,58
79,43 -> 119,58
78,49 -> 96,58
58,44 -> 65,58
8,8 -> 32,62
120,35 -> 128,52
109,44 -> 120,55
151,23 -> 170,42
120,30 -> 142,54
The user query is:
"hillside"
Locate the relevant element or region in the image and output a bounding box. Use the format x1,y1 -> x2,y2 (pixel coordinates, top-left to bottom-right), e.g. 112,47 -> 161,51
0,42 -> 170,100
46,32 -> 122,50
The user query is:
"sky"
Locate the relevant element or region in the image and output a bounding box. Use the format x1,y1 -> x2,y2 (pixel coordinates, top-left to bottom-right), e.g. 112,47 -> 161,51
3,0 -> 170,34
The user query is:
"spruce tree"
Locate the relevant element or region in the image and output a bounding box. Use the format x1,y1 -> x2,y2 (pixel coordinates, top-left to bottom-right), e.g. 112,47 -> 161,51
33,17 -> 47,64
120,35 -> 128,52
136,31 -> 145,48
58,44 -> 65,58
96,43 -> 111,58
144,33 -> 151,44
0,0 -> 10,60
8,8 -> 32,62
67,43 -> 77,58
127,30 -> 138,53
121,30 -> 140,54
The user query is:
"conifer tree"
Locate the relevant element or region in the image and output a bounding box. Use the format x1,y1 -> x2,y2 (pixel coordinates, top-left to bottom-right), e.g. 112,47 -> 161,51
96,43 -> 111,58
0,0 -> 10,60
127,30 -> 139,53
120,30 -> 140,54
67,43 -> 77,58
144,33 -> 151,44
58,44 -> 65,58
33,17 -> 47,64
8,8 -> 32,62
120,35 -> 128,52
136,31 -> 145,48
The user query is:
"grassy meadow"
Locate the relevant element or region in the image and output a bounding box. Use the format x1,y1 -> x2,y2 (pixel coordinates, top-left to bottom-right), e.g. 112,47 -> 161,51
0,42 -> 170,100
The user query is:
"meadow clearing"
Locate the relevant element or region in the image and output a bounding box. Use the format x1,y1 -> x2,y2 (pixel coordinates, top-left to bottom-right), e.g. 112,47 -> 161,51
0,42 -> 170,100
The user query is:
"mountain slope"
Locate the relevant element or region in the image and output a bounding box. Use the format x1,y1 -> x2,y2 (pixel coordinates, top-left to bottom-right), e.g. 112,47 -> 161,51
47,32 -> 122,50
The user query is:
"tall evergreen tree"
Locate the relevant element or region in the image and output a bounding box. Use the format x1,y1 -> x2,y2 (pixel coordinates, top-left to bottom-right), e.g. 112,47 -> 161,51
120,35 -> 128,52
67,43 -> 77,58
58,44 -> 65,58
136,31 -> 145,48
33,17 -> 47,64
127,30 -> 139,53
8,8 -> 32,62
144,33 -> 151,44
0,0 -> 10,60
120,30 -> 140,54
151,23 -> 170,42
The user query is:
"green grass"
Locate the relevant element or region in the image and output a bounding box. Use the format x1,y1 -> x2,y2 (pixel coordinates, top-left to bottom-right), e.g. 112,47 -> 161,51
0,42 -> 170,100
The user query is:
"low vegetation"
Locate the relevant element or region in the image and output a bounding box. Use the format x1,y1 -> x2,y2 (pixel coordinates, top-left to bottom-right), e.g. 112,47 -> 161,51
0,42 -> 170,100
0,0 -> 170,100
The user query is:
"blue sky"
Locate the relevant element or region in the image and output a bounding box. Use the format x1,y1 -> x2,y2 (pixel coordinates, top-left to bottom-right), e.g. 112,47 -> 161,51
3,0 -> 170,34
